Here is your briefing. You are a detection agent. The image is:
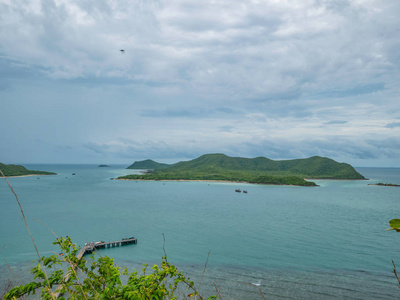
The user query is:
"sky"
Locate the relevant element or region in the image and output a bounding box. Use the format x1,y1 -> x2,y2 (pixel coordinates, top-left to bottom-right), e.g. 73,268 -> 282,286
1,0 -> 399,167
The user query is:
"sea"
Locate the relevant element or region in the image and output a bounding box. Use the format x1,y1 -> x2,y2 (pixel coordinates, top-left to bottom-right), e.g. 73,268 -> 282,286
0,165 -> 399,299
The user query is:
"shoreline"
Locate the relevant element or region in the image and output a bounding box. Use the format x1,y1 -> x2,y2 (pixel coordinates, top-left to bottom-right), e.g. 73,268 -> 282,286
0,174 -> 55,178
116,178 -> 249,183
117,177 -> 367,183
115,178 -> 319,187
307,178 -> 368,181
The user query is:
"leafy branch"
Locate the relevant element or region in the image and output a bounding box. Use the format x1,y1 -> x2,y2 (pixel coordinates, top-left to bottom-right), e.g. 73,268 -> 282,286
4,237 -> 216,300
388,219 -> 400,288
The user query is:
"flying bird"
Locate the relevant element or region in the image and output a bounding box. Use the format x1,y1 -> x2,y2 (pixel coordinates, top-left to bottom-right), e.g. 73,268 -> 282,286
120,49 -> 125,53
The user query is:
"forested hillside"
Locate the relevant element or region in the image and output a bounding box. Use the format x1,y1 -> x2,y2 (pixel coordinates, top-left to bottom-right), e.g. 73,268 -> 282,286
0,163 -> 56,176
127,159 -> 171,170
126,153 -> 365,179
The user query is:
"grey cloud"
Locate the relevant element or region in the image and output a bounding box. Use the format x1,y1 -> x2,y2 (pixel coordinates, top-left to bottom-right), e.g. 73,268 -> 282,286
2,0 -> 398,102
218,126 -> 234,133
84,142 -> 111,154
83,135 -> 400,164
385,122 -> 400,129
324,120 -> 348,125
316,83 -> 385,98
140,107 -> 241,119
237,137 -> 400,162
0,82 -> 10,92
140,108 -> 207,118
53,144 -> 75,157
83,140 -> 206,161
0,58 -> 46,81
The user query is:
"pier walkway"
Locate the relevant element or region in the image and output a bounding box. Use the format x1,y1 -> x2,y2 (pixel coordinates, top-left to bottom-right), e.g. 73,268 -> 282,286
54,237 -> 137,298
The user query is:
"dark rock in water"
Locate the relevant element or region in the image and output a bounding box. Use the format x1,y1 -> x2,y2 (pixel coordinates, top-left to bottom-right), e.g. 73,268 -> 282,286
368,182 -> 400,187
98,165 -> 110,167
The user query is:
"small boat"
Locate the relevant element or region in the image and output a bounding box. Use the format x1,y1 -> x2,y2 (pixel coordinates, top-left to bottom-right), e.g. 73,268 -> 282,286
235,189 -> 241,193
243,190 -> 248,194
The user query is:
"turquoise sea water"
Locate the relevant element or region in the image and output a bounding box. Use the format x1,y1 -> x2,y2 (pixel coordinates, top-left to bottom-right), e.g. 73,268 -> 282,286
1,165 -> 399,299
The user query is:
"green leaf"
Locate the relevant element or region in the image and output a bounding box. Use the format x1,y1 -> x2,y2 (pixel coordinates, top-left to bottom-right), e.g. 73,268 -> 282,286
388,219 -> 400,232
6,237 -> 215,299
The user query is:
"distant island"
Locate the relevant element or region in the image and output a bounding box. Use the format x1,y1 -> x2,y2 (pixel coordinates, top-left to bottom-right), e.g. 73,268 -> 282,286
98,165 -> 110,167
118,154 -> 365,186
0,163 -> 56,177
368,183 -> 400,187
127,159 -> 170,170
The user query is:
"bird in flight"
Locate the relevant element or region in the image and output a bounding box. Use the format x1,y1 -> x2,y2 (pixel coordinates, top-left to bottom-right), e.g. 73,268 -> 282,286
120,49 -> 125,53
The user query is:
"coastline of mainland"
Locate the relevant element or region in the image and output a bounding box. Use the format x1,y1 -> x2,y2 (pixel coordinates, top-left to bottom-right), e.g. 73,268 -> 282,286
0,163 -> 56,177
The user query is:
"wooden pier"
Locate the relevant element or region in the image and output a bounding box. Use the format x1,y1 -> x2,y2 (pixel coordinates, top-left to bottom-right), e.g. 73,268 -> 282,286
82,237 -> 137,254
54,237 -> 137,298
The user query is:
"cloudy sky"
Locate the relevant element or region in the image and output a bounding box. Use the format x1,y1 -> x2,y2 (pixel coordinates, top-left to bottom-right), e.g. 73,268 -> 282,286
1,0 -> 399,167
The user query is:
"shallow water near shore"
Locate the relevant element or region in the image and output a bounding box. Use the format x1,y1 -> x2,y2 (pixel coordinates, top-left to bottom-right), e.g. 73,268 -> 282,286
1,165 -> 399,299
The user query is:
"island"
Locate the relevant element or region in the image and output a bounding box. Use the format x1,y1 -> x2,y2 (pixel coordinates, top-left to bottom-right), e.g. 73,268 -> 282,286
118,154 -> 365,186
368,183 -> 400,187
127,159 -> 170,170
0,163 -> 56,177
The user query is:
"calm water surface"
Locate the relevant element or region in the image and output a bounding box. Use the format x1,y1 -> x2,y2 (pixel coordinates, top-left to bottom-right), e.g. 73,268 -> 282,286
1,165 -> 399,299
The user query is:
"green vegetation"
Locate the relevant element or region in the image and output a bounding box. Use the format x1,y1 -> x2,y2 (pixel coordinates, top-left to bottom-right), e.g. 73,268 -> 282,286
387,219 -> 400,232
387,219 -> 400,288
120,172 -> 317,186
156,153 -> 364,179
120,153 -> 365,186
127,159 -> 170,170
0,163 -> 56,177
5,237 -> 215,300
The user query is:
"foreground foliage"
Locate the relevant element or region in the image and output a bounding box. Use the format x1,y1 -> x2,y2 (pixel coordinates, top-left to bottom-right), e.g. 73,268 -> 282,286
5,237 -> 215,300
388,219 -> 400,288
388,219 -> 400,232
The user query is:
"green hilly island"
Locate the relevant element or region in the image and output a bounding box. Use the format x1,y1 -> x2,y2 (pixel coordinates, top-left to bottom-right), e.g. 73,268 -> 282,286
0,163 -> 56,177
119,154 -> 365,186
127,159 -> 170,170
